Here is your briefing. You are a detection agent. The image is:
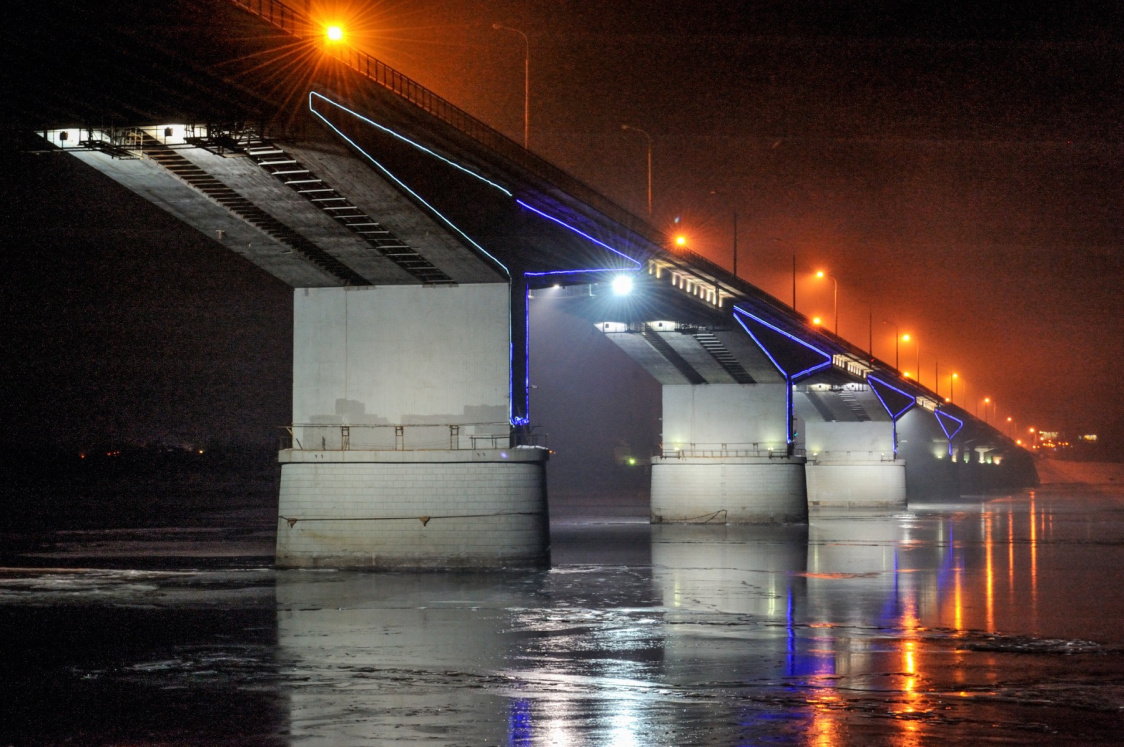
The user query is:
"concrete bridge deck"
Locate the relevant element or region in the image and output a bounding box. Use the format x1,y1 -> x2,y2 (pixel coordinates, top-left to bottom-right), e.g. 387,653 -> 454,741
0,0 -> 1036,567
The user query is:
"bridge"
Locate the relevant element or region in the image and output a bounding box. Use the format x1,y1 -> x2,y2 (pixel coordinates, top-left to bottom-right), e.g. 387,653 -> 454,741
2,0 -> 1033,568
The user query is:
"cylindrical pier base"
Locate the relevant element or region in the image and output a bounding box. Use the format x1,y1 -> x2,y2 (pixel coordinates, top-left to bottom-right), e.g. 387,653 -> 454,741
276,448 -> 549,570
805,460 -> 907,512
650,457 -> 808,524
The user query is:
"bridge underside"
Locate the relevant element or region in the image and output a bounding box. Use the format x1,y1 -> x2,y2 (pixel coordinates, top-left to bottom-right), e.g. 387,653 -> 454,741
3,0 -> 1036,565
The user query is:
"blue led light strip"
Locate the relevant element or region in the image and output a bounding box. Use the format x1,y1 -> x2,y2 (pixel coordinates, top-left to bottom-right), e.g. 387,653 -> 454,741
732,306 -> 832,446
733,314 -> 787,378
308,94 -> 510,278
934,409 -> 964,456
731,306 -> 832,380
868,375 -> 917,455
515,199 -> 642,273
515,283 -> 531,426
868,375 -> 916,421
308,93 -> 528,425
310,92 -> 513,197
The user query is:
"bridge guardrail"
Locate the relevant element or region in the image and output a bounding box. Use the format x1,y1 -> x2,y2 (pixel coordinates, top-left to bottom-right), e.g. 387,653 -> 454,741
228,0 -> 664,251
230,0 -> 821,337
807,450 -> 898,463
659,443 -> 800,459
280,423 -> 546,451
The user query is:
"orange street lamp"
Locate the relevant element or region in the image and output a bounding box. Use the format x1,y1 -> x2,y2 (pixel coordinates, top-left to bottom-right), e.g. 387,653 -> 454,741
812,316 -> 823,326
674,234 -> 687,247
816,270 -> 839,335
950,373 -> 958,404
325,24 -> 345,42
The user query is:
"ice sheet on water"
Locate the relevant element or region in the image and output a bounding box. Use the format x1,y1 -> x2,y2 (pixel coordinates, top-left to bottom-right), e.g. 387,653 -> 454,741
0,567 -> 273,606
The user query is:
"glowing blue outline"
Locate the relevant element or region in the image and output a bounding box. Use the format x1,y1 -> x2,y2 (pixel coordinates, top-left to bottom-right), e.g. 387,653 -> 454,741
868,375 -> 916,421
935,409 -> 964,456
524,268 -> 632,277
732,306 -> 832,445
517,282 -> 531,427
310,92 -> 512,196
734,314 -> 786,377
515,199 -> 643,272
731,306 -> 833,380
309,93 -> 527,426
308,93 -> 510,277
868,375 -> 916,456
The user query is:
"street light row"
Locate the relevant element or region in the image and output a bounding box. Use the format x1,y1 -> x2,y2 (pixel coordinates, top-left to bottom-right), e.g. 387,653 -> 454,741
319,19 -> 1012,436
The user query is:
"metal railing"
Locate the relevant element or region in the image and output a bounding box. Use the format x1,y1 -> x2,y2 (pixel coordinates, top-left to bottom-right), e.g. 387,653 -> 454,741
807,451 -> 898,463
227,0 -> 663,251
280,423 -> 546,451
659,443 -> 800,459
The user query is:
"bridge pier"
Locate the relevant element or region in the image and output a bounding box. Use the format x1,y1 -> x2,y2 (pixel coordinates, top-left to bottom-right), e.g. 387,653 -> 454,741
275,284 -> 549,569
803,421 -> 906,511
652,383 -> 808,524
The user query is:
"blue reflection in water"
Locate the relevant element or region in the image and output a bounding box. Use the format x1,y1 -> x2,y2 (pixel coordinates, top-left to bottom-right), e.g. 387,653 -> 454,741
508,698 -> 533,745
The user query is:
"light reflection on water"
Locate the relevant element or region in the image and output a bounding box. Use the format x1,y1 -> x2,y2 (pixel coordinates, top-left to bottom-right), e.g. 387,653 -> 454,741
2,484 -> 1124,744
269,485 -> 1124,744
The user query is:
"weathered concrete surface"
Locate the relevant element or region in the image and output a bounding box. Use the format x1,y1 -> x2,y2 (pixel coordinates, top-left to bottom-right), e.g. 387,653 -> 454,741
276,448 -> 549,569
651,459 -> 808,524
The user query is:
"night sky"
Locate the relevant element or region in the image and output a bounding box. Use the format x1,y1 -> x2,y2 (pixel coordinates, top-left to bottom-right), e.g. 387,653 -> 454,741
1,1 -> 1122,464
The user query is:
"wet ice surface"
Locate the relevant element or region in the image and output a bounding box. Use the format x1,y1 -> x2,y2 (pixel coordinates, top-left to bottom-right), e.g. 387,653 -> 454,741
3,485 -> 1124,744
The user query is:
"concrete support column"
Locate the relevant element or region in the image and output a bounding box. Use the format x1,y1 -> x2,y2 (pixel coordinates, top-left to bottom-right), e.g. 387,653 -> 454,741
277,449 -> 548,569
803,421 -> 906,511
276,284 -> 549,569
652,383 -> 808,524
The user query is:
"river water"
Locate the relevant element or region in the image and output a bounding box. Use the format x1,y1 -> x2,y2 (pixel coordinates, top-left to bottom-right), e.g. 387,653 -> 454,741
2,479 -> 1123,745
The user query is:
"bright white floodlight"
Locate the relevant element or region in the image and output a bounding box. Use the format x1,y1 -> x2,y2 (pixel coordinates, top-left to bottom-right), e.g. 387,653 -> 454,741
611,274 -> 634,296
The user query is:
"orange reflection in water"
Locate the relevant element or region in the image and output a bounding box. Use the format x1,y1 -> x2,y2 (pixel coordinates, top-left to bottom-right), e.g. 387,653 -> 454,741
954,552 -> 963,633
893,590 -> 925,746
807,690 -> 840,747
1007,510 -> 1015,599
985,512 -> 995,632
1030,492 -> 1039,625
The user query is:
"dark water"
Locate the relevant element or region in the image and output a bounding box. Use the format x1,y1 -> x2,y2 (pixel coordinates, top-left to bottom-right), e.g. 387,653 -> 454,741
2,483 -> 1124,745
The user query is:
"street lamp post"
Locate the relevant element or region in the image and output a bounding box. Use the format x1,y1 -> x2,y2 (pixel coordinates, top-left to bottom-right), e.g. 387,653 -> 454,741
493,24 -> 530,149
882,320 -> 900,370
792,254 -> 797,310
620,124 -> 652,216
816,271 -> 838,335
732,212 -> 738,277
980,396 -> 991,421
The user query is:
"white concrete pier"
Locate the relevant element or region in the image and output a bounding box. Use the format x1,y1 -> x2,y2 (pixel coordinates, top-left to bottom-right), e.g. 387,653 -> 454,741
276,448 -> 548,569
276,283 -> 550,569
803,421 -> 906,511
652,383 -> 808,524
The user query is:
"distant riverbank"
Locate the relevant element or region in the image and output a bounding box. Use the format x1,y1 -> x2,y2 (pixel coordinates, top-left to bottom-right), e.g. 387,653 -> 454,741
1035,459 -> 1124,485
